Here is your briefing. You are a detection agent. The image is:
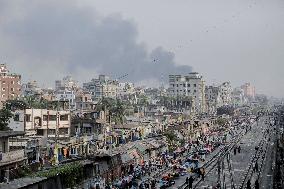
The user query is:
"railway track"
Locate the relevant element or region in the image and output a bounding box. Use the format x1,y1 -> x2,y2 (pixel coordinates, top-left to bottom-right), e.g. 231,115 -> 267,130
177,127 -> 247,189
238,125 -> 271,189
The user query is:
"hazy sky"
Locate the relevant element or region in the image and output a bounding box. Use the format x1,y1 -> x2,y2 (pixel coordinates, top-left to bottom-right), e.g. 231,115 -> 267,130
1,0 -> 284,97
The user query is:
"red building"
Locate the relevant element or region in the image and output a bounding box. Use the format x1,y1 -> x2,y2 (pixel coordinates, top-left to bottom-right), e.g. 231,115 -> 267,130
0,64 -> 21,106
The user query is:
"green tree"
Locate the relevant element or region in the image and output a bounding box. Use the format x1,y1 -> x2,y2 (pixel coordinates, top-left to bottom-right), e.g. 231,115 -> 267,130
0,108 -> 13,131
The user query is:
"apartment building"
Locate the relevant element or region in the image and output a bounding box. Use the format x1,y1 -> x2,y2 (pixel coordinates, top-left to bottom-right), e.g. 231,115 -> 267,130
0,131 -> 26,183
24,109 -> 71,138
168,72 -> 206,113
241,83 -> 256,99
0,64 -> 21,106
83,75 -> 118,101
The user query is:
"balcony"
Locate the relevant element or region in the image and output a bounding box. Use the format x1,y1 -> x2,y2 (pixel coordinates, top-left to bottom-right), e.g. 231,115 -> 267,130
0,149 -> 26,166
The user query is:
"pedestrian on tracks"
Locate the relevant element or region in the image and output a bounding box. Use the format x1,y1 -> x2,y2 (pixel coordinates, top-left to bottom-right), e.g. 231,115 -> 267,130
246,180 -> 251,189
238,146 -> 241,153
187,176 -> 194,189
201,168 -> 205,181
255,179 -> 259,189
254,162 -> 259,172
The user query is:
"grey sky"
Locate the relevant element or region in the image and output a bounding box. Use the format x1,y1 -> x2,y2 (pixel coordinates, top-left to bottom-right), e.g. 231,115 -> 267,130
1,0 -> 284,97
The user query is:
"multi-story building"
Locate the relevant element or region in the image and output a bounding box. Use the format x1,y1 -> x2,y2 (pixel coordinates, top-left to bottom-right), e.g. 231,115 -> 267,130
75,91 -> 94,111
83,75 -> 118,101
168,72 -> 206,113
205,82 -> 232,114
21,80 -> 42,97
55,76 -> 78,91
205,85 -> 221,114
0,64 -> 21,106
219,82 -> 232,106
0,131 -> 27,183
232,87 -> 247,107
24,109 -> 71,138
241,83 -> 256,99
117,82 -> 135,99
54,90 -> 76,110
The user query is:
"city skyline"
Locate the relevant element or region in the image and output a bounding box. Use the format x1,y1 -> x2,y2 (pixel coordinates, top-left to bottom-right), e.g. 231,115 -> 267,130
0,0 -> 283,97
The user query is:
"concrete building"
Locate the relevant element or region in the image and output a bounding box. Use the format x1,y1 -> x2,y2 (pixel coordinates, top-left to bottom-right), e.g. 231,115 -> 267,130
205,85 -> 221,114
55,76 -> 78,91
219,82 -> 232,106
0,64 -> 21,106
8,110 -> 25,132
0,131 -> 26,183
117,82 -> 135,99
83,75 -> 118,101
241,83 -> 256,99
24,109 -> 71,138
168,72 -> 206,113
54,90 -> 76,110
205,82 -> 232,114
232,87 -> 247,107
21,80 -> 42,97
75,91 -> 94,111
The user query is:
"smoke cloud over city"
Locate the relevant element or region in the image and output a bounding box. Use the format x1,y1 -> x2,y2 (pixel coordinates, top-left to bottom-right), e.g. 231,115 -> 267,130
0,0 -> 192,86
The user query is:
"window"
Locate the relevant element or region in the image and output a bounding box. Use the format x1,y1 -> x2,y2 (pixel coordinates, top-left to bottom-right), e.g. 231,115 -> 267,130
172,84 -> 175,87
25,114 -> 31,122
48,129 -> 56,135
176,84 -> 178,87
11,81 -> 15,84
11,88 -> 14,92
2,81 -> 5,84
59,128 -> 68,135
194,90 -> 197,93
60,114 -> 69,121
49,115 -> 57,121
187,84 -> 190,87
183,84 -> 186,87
37,129 -> 44,136
188,90 -> 191,93
2,88 -> 5,91
194,84 -> 197,87
14,114 -> 20,121
43,115 -> 48,121
1,94 -> 5,98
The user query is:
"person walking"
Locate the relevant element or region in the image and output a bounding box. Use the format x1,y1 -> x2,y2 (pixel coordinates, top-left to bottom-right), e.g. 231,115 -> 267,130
238,146 -> 241,153
254,162 -> 259,172
246,180 -> 251,189
188,176 -> 194,189
255,179 -> 260,189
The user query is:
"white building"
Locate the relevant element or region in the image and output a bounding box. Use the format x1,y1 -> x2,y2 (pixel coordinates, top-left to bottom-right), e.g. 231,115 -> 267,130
205,82 -> 232,113
232,87 -> 248,107
54,90 -> 76,110
205,85 -> 221,114
55,76 -> 78,91
24,109 -> 71,138
117,82 -> 135,98
219,82 -> 232,106
21,80 -> 42,97
168,72 -> 206,113
83,75 -> 118,101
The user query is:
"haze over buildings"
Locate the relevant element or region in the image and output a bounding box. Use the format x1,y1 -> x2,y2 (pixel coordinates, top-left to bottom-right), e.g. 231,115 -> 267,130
0,0 -> 283,98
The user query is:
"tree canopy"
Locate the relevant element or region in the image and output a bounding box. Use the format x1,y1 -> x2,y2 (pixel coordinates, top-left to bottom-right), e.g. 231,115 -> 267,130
0,108 -> 13,131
